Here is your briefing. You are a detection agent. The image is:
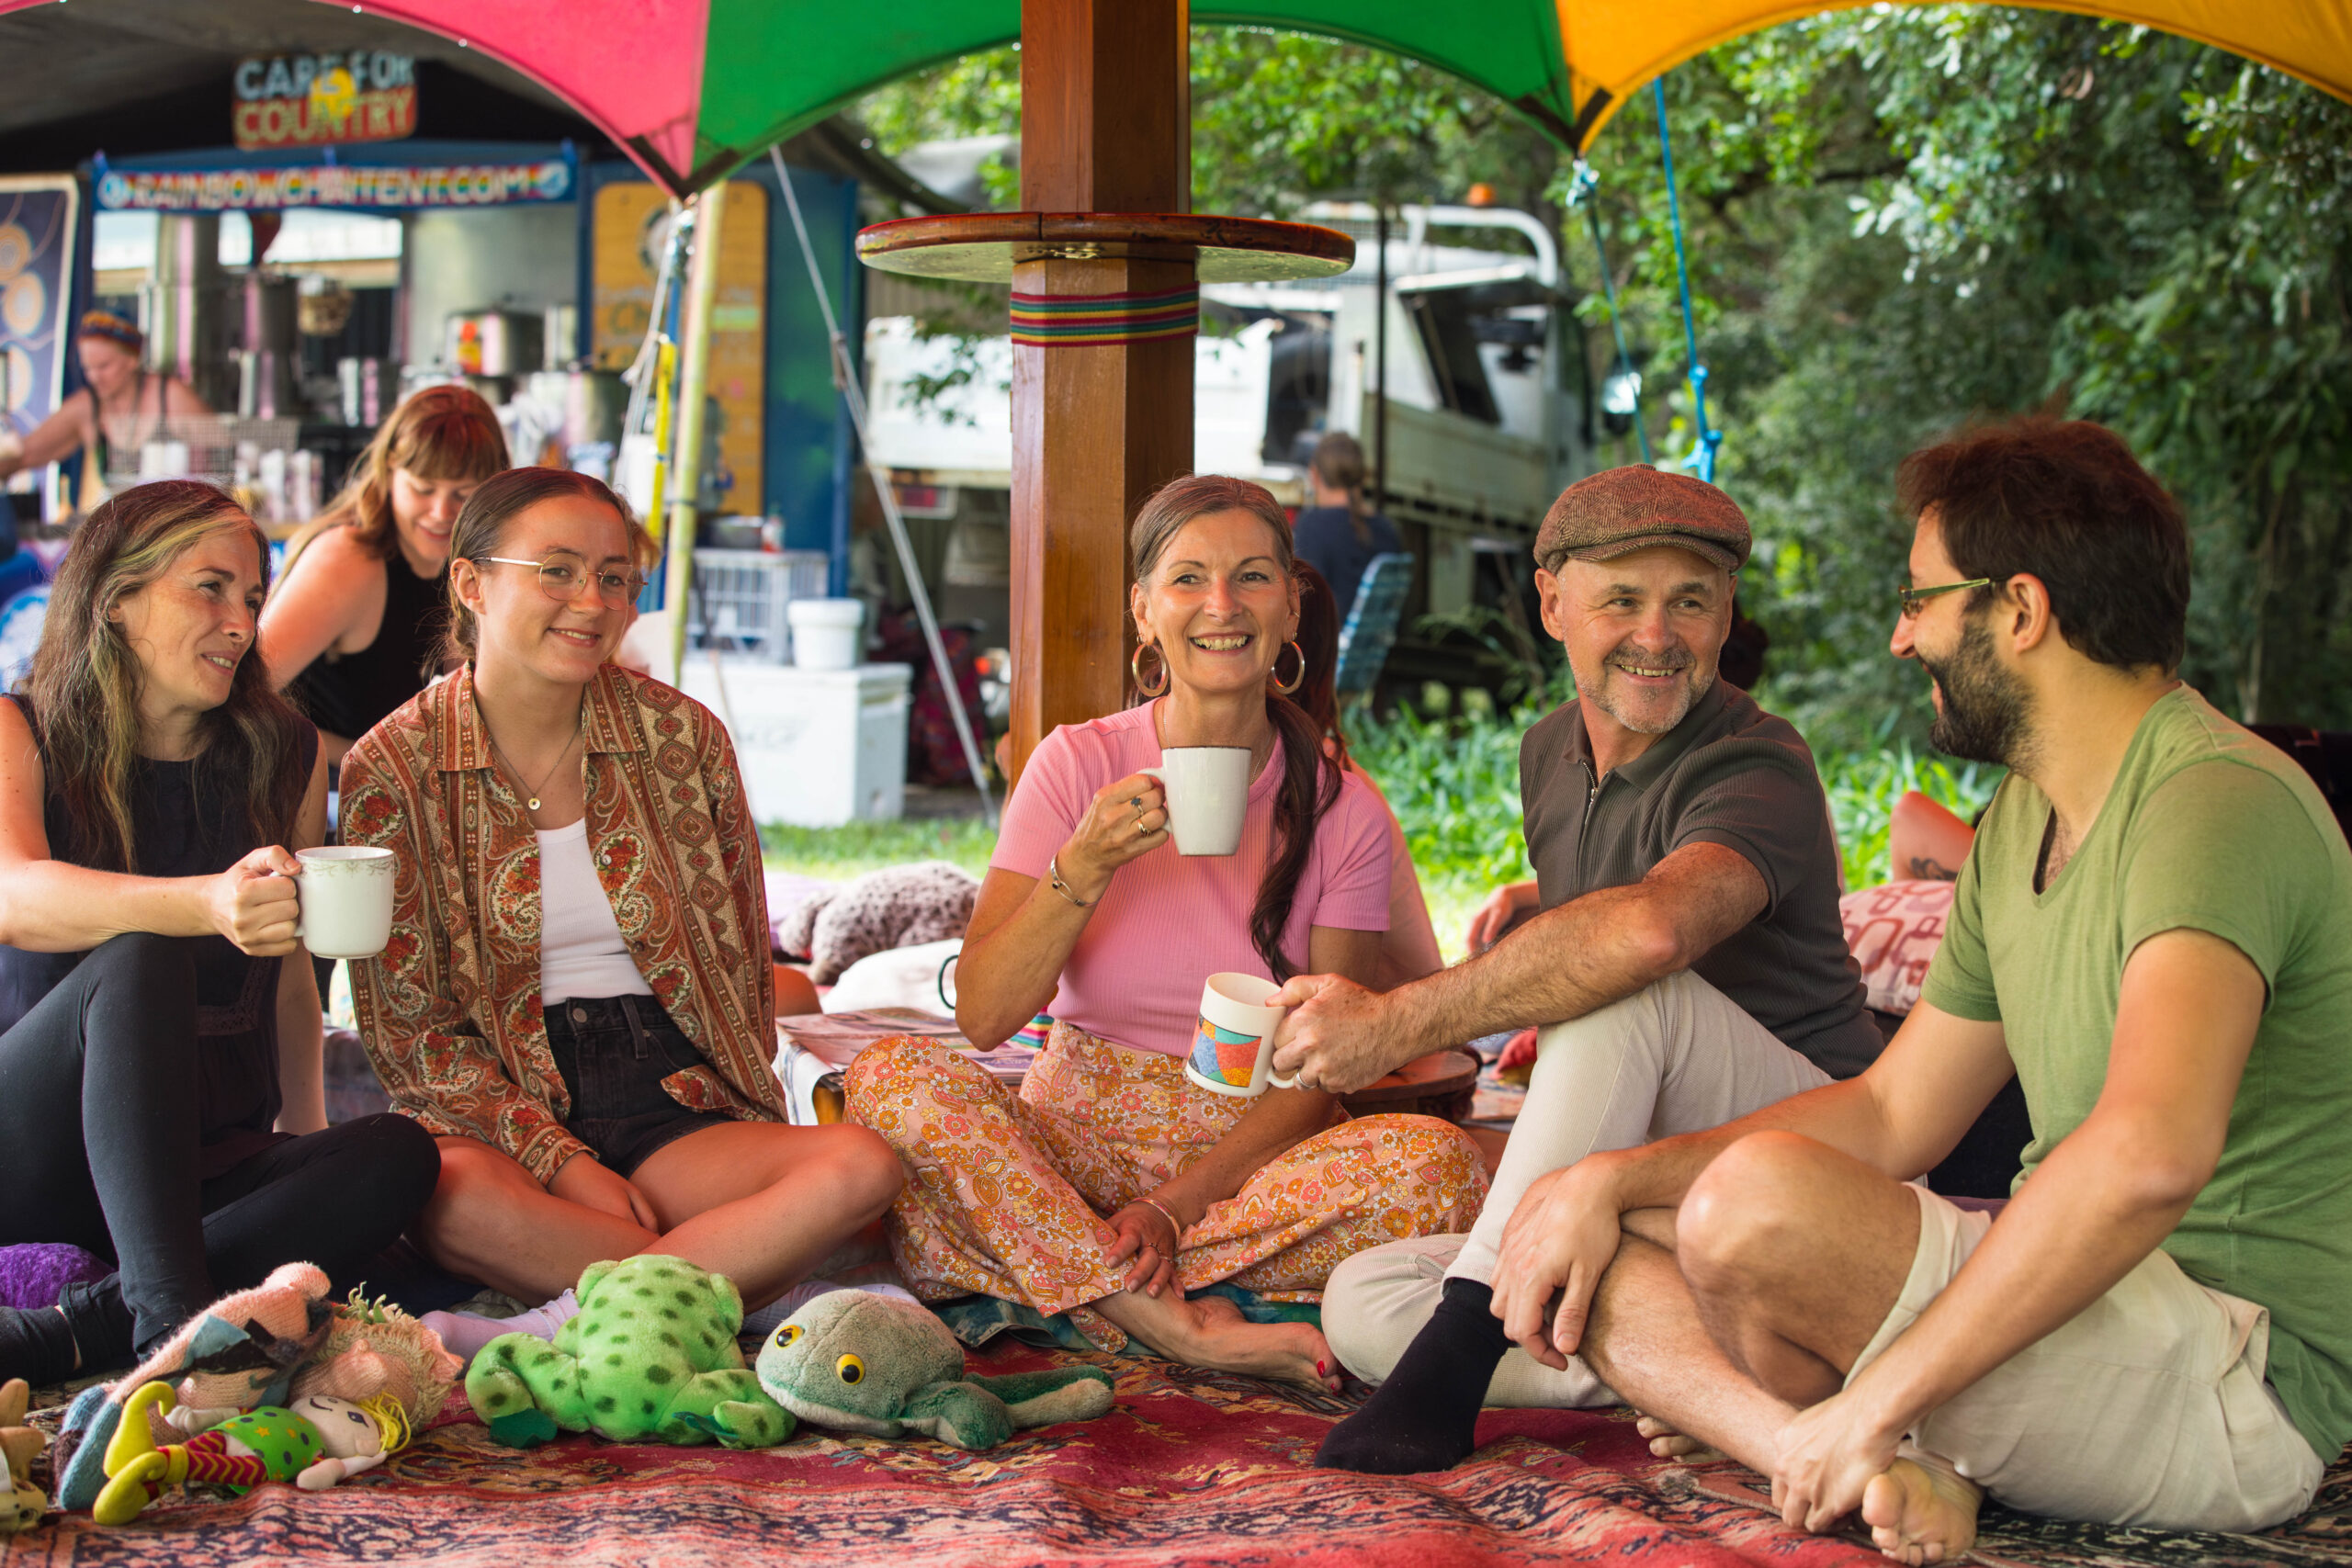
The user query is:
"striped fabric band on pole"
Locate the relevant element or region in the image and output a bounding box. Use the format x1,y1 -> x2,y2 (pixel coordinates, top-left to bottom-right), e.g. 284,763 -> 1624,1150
1009,286 -> 1200,346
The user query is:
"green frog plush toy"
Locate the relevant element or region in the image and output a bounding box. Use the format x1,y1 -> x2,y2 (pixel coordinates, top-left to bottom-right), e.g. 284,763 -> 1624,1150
754,1289 -> 1115,1450
466,1256 -> 792,1450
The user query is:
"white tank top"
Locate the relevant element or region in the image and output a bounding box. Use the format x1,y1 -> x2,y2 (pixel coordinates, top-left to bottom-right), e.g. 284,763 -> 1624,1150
537,818 -> 653,1004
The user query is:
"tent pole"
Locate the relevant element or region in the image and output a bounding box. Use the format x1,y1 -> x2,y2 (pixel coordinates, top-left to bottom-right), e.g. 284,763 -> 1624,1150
1004,0 -> 1194,784
665,183 -> 728,683
1373,200 -> 1389,509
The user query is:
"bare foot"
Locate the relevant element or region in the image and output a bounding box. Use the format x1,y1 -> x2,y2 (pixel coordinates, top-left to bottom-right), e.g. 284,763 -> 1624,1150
1099,1289 -> 1342,1391
1862,1455 -> 1981,1566
1633,1412 -> 1724,1461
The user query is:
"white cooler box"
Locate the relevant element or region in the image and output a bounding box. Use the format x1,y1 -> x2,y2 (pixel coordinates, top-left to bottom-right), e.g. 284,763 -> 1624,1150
678,659 -> 911,826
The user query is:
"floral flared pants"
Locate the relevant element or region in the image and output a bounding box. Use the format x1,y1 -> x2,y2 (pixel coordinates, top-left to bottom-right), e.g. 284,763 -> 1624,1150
846,1024 -> 1490,1352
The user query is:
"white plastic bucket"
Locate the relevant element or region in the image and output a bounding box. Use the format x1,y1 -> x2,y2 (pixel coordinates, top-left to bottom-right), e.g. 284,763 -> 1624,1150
786,597 -> 865,671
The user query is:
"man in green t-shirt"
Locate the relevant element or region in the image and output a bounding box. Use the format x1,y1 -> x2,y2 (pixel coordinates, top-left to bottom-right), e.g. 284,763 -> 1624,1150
1479,416 -> 2352,1561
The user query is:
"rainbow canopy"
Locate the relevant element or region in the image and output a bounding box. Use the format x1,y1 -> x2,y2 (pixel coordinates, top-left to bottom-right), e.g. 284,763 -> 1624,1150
43,0 -> 2352,197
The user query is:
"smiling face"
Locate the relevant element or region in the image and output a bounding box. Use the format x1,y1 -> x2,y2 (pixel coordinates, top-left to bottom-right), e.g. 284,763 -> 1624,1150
1539,546 -> 1733,742
107,523 -> 266,733
450,491 -> 638,686
75,336 -> 140,401
1129,508 -> 1300,699
388,467 -> 479,575
1891,508 -> 2032,766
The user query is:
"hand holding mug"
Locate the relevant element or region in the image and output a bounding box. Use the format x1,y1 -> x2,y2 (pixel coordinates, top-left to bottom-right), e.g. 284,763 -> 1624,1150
209,845 -> 303,956
1056,773 -> 1170,900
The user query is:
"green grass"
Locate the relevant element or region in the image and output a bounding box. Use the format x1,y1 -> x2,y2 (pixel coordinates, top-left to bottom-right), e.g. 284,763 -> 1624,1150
759,709 -> 2001,959
760,818 -> 997,881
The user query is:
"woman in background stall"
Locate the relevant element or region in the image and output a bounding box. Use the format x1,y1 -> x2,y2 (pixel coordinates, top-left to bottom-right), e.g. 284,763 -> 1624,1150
0,313 -> 213,503
262,385 -> 507,764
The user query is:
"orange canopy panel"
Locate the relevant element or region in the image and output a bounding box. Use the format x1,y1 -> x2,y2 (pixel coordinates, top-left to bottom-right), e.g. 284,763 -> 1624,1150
1555,1 -> 2352,147
5,0 -> 2340,193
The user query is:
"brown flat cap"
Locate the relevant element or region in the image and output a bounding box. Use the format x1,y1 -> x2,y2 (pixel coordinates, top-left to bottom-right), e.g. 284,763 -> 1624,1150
1533,466 -> 1750,574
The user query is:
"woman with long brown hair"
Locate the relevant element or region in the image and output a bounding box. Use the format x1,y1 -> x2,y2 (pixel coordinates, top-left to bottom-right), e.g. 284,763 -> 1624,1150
262,384 -> 508,763
850,475 -> 1486,1386
339,468 -> 901,1354
0,481 -> 439,1386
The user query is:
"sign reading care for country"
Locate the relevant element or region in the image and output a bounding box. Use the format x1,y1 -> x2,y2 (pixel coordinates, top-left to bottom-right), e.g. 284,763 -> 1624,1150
233,51 -> 418,151
95,158 -> 572,213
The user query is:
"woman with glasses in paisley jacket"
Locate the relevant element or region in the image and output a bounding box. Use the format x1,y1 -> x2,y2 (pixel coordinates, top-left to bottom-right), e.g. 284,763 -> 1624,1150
338,468 -> 900,1354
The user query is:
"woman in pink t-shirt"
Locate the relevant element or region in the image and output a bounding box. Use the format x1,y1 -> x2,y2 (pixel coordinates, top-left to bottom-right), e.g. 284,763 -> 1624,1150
850,477 -> 1487,1386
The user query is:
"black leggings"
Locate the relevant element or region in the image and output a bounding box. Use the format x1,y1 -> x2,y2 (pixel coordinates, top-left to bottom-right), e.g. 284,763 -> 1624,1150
0,932 -> 439,1357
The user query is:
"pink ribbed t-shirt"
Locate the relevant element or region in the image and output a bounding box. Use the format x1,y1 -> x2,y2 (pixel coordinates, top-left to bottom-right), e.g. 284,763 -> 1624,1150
992,700 -> 1393,1057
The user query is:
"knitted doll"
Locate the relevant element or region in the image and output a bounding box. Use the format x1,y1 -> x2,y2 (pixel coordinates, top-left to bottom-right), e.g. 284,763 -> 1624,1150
94,1382 -> 409,1526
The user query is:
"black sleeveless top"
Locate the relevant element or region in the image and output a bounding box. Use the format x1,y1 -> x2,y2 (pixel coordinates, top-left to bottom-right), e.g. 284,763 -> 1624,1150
0,697 -> 321,1177
284,544 -> 446,742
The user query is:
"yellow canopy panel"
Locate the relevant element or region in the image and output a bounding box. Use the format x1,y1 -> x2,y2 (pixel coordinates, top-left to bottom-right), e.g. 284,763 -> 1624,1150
1560,0 -> 2352,148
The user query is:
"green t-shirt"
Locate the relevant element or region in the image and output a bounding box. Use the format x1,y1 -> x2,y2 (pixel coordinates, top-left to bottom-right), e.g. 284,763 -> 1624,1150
1922,685 -> 2352,1462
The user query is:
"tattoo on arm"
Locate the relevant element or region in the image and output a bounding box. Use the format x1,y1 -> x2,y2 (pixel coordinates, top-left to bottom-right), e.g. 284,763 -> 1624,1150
1906,855 -> 1960,883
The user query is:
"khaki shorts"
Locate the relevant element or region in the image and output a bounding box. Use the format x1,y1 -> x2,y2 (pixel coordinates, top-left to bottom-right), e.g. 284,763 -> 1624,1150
1850,1186 -> 2324,1531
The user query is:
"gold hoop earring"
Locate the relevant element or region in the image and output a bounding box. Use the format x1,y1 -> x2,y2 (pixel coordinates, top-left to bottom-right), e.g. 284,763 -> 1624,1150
1131,640 -> 1170,698
1269,639 -> 1306,696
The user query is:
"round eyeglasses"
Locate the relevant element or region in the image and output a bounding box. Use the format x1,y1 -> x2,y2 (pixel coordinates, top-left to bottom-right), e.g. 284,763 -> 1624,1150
477,553 -> 647,608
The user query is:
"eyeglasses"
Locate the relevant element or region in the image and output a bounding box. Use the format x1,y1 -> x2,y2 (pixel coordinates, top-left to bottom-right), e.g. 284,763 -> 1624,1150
477,553 -> 647,608
1896,578 -> 1993,619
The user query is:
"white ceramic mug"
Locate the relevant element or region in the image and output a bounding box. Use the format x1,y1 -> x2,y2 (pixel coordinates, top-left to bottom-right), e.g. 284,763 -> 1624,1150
1183,972 -> 1299,1098
295,846 -> 396,960
1140,747 -> 1250,856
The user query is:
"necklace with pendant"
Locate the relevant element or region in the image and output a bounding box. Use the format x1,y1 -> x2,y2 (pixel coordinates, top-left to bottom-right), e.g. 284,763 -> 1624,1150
486,708 -> 583,812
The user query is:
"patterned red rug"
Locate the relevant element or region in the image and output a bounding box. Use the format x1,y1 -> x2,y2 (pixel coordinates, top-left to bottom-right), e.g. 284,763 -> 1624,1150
8,1342 -> 2349,1567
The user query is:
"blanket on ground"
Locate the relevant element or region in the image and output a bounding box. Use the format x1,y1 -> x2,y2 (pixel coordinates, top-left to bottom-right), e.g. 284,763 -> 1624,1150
8,1340 -> 2348,1567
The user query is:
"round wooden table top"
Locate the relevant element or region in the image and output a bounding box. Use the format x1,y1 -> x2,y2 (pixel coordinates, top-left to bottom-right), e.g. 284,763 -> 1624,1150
1338,1046 -> 1482,1111
855,211 -> 1356,285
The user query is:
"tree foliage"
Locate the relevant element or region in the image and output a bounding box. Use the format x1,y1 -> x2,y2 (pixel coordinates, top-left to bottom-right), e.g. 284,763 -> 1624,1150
859,7 -> 2352,742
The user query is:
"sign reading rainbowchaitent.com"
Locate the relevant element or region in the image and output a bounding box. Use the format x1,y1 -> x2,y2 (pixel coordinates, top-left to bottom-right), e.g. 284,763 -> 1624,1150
94,156 -> 573,213
233,51 -> 418,151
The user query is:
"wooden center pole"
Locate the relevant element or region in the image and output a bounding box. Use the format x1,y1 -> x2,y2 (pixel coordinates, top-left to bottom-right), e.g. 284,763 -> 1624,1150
1007,0 -> 1193,782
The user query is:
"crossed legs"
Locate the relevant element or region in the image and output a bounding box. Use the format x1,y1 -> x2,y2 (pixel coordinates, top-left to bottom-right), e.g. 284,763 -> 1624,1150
1580,1134 -> 1975,1564
416,1121 -> 903,1307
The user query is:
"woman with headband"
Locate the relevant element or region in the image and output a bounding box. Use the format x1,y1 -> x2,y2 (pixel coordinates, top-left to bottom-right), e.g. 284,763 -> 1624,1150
0,313 -> 212,498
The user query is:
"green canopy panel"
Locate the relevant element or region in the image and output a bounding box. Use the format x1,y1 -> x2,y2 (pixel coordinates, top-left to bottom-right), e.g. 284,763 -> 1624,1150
5,0 -> 2332,199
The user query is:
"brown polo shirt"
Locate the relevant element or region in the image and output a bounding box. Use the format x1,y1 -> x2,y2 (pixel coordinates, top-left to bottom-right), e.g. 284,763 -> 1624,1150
1520,679 -> 1880,1078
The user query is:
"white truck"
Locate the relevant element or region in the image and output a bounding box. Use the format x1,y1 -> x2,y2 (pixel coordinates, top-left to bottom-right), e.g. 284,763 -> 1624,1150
860,203 -> 1596,642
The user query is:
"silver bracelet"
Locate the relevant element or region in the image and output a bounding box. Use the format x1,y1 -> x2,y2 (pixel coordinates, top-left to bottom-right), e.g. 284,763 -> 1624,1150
1046,854 -> 1097,908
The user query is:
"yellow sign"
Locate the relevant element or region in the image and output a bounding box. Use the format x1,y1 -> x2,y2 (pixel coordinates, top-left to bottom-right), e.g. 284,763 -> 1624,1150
593,180 -> 768,517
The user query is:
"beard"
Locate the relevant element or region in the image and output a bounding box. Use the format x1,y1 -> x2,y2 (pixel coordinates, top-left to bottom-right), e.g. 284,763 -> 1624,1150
1921,615 -> 2031,766
1584,640 -> 1715,737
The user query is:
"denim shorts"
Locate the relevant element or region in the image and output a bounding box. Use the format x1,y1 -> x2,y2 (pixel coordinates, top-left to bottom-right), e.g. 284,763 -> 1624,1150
542,994 -> 734,1178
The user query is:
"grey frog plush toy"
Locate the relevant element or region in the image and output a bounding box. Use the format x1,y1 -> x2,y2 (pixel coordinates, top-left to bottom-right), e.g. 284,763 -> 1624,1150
754,1291 -> 1115,1450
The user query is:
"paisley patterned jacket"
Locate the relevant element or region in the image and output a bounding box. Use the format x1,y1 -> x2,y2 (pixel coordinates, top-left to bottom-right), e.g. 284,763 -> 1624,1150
341,662 -> 783,1182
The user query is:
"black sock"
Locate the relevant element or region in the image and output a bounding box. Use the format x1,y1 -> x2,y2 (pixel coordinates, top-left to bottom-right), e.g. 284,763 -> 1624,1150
1317,1276 -> 1510,1474
0,1303 -> 81,1387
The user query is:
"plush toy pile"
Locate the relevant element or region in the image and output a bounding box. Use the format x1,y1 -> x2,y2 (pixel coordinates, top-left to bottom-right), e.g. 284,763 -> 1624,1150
49,1262 -> 460,1522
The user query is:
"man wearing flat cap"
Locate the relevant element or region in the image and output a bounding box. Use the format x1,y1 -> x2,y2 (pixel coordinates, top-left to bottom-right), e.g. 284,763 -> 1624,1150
1277,466 -> 1879,1473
